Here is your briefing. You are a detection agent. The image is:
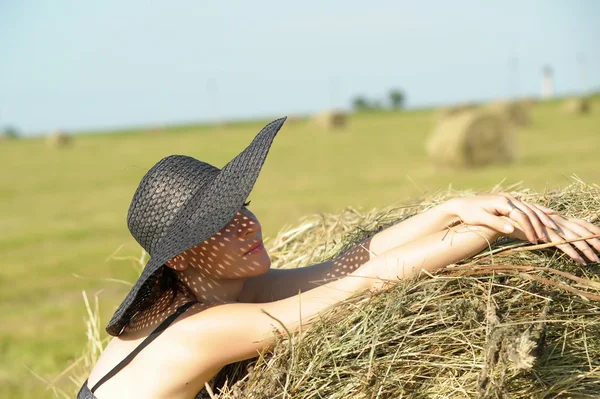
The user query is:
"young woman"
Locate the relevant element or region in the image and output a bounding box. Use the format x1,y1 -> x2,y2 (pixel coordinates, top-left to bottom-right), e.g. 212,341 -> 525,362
79,117 -> 600,398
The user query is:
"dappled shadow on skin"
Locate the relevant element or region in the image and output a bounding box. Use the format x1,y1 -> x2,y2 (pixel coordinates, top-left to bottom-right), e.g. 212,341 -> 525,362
124,209 -> 270,334
326,242 -> 370,280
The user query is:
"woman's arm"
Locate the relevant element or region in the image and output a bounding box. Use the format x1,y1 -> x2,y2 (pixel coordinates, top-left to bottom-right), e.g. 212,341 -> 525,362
368,200 -> 458,256
196,224 -> 502,365
241,195 -> 541,302
240,201 -> 460,302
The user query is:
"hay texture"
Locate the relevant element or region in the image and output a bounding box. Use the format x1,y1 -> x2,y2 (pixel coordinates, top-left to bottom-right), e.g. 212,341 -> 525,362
562,97 -> 591,115
66,183 -> 600,399
47,131 -> 72,148
213,182 -> 600,399
426,110 -> 516,169
484,101 -> 530,127
312,109 -> 347,130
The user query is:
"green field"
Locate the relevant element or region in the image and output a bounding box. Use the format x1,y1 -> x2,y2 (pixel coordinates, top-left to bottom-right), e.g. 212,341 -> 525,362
1,98 -> 599,398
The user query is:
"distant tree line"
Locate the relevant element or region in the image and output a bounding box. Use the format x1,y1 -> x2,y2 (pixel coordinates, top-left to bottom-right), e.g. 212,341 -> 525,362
352,89 -> 406,112
0,125 -> 20,139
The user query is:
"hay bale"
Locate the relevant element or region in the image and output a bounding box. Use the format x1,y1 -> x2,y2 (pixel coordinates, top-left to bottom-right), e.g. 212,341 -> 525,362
47,130 -> 72,148
66,183 -> 600,398
213,182 -> 600,399
426,110 -> 516,169
312,109 -> 347,129
562,97 -> 591,115
485,100 -> 530,126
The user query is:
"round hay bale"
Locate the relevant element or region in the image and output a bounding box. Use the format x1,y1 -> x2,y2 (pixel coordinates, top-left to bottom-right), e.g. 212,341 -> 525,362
562,97 -> 591,115
426,110 -> 516,169
312,109 -> 347,130
210,184 -> 600,399
485,100 -> 530,126
47,131 -> 72,148
66,183 -> 600,398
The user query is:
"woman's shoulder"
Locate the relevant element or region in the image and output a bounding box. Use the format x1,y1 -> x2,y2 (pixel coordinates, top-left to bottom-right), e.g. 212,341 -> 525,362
89,303 -> 226,398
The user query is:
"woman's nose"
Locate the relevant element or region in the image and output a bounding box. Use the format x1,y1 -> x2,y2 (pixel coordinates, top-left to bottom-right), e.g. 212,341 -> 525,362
236,214 -> 259,238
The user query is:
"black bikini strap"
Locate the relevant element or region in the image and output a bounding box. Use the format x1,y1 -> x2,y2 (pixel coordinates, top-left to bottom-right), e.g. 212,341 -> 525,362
91,301 -> 197,393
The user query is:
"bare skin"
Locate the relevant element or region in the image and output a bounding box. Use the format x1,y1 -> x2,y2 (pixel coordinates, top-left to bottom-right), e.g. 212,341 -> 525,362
87,195 -> 600,398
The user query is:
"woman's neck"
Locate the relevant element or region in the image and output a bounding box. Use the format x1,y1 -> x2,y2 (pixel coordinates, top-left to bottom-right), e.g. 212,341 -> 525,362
175,268 -> 246,304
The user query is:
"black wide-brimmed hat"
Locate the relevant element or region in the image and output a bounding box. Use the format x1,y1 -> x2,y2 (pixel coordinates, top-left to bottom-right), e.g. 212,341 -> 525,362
106,117 -> 287,336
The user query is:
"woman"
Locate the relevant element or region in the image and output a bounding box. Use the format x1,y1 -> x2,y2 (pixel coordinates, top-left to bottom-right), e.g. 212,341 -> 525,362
79,117 -> 600,398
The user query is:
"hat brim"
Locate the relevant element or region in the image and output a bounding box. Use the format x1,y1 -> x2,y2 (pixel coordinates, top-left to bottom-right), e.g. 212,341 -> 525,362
106,117 -> 287,336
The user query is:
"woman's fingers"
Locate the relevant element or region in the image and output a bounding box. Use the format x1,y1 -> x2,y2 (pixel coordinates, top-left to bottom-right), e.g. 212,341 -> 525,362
511,201 -> 549,242
476,210 -> 516,235
498,200 -> 537,243
470,194 -> 599,264
570,218 -> 600,235
549,220 -> 599,263
522,202 -> 560,231
531,203 -> 558,215
495,194 -> 541,243
500,216 -> 528,241
564,219 -> 600,256
546,228 -> 587,264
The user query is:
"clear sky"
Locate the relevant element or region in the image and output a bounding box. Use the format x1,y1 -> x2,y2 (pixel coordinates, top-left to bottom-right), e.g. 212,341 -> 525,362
1,0 -> 598,135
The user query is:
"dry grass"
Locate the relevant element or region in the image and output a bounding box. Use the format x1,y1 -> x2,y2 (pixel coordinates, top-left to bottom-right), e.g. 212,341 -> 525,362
65,181 -> 600,398
37,292 -> 109,398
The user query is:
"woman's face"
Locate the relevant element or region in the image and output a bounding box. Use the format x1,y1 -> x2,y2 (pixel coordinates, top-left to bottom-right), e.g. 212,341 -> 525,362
167,207 -> 271,279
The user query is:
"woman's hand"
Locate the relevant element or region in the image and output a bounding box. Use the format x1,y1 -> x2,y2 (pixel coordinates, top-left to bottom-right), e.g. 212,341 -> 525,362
494,195 -> 600,264
449,193 -> 600,265
502,213 -> 600,264
447,193 -> 559,244
540,212 -> 600,264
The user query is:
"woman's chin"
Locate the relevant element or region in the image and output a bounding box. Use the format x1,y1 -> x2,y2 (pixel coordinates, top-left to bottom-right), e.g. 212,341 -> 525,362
249,256 -> 272,276
222,255 -> 271,279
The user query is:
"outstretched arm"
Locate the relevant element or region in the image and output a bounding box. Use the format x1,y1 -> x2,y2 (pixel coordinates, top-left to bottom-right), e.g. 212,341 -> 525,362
240,201 -> 459,302
241,194 -> 556,302
241,194 -> 599,303
198,223 -> 502,365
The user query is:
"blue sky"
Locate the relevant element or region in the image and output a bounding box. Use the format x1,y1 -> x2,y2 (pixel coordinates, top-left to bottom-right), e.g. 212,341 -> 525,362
1,0 -> 598,135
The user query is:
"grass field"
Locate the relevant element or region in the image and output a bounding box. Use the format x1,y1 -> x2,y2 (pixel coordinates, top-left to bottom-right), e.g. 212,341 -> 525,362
1,97 -> 598,398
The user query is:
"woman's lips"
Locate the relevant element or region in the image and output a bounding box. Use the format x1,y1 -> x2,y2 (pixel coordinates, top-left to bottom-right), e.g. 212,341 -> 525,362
244,241 -> 264,255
